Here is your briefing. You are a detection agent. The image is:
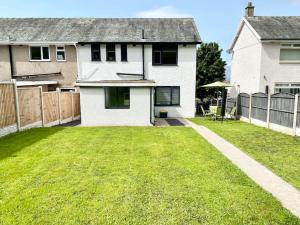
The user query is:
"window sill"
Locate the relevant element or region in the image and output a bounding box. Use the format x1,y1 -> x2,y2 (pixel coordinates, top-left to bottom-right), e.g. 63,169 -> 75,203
279,61 -> 300,64
106,60 -> 116,62
155,105 -> 180,107
105,107 -> 130,109
57,60 -> 67,62
152,64 -> 178,66
30,59 -> 51,62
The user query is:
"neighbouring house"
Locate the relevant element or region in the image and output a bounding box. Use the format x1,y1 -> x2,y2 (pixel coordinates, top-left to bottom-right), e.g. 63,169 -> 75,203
75,18 -> 201,126
0,19 -> 78,91
228,2 -> 300,96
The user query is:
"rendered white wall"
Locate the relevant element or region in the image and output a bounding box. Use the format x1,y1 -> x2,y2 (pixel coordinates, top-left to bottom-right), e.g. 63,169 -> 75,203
80,87 -> 152,126
145,44 -> 197,118
78,44 -> 143,81
78,44 -> 197,118
230,23 -> 262,95
260,43 -> 300,93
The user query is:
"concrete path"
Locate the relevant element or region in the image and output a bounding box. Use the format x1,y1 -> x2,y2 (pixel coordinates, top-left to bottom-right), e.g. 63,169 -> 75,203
187,120 -> 300,219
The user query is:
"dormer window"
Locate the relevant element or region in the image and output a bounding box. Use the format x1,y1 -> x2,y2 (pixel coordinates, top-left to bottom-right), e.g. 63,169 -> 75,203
152,44 -> 178,65
106,44 -> 116,61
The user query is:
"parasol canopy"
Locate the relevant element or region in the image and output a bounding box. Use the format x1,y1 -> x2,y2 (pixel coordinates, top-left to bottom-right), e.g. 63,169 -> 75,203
201,81 -> 233,88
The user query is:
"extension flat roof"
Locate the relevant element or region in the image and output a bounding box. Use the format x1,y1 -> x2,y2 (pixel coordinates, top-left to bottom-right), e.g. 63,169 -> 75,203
76,80 -> 156,87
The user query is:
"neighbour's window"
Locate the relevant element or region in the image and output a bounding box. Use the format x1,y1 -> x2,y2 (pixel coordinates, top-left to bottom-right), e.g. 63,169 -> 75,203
106,44 -> 116,61
280,44 -> 300,62
56,46 -> 66,61
105,87 -> 130,109
91,43 -> 101,61
121,44 -> 127,61
274,83 -> 300,94
280,49 -> 300,62
152,44 -> 178,65
155,87 -> 180,106
30,46 -> 50,61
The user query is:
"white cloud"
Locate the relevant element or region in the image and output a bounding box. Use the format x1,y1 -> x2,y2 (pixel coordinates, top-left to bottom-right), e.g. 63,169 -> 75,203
288,0 -> 300,4
136,6 -> 191,18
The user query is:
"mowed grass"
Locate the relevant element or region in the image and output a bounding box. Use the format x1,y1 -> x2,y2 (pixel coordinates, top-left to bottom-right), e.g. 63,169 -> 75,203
0,127 -> 299,225
189,117 -> 300,190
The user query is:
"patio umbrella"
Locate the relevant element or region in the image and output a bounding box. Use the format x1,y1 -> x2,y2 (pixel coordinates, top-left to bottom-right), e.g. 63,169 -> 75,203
201,81 -> 233,88
201,81 -> 233,120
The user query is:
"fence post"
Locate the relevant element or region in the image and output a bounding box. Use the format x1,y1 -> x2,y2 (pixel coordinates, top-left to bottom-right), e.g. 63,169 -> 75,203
293,94 -> 299,136
12,79 -> 20,131
71,92 -> 74,120
57,88 -> 62,124
39,86 -> 45,127
249,93 -> 252,123
266,93 -> 271,128
236,94 -> 239,119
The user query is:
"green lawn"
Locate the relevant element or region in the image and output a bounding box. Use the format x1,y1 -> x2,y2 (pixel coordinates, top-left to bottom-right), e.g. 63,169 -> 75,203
189,117 -> 300,190
0,127 -> 299,224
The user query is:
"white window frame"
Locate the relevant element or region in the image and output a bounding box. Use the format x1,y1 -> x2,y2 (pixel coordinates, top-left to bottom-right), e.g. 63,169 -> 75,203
274,82 -> 300,94
279,43 -> 300,64
29,45 -> 51,62
56,45 -> 66,61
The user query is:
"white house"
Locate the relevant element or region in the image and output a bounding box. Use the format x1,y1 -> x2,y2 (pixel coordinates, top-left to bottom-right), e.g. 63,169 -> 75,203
228,2 -> 300,96
75,18 -> 201,126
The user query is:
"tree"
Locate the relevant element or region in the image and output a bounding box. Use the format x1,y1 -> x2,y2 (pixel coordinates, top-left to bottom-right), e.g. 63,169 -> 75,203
196,42 -> 226,99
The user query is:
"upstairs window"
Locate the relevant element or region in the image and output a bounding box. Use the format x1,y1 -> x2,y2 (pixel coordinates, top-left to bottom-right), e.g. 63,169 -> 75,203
155,86 -> 180,106
121,44 -> 127,61
91,43 -> 101,61
30,46 -> 50,61
105,87 -> 130,109
106,44 -> 116,61
152,44 -> 178,65
280,44 -> 300,63
56,46 -> 66,61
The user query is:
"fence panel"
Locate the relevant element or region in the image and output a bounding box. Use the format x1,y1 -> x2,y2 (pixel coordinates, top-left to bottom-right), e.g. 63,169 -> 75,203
60,92 -> 73,121
251,93 -> 268,122
73,93 -> 81,117
43,92 -> 60,125
237,93 -> 250,118
0,83 -> 16,128
18,88 -> 42,127
270,93 -> 295,128
226,98 -> 236,113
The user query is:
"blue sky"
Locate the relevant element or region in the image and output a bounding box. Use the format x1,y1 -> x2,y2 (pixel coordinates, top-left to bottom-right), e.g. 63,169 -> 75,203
0,0 -> 300,63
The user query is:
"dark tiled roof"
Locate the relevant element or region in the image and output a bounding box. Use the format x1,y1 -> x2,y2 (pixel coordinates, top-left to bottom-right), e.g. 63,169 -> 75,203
0,18 -> 201,43
246,16 -> 300,40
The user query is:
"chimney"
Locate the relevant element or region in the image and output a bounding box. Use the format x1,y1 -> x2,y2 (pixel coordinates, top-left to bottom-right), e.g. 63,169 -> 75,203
245,2 -> 255,17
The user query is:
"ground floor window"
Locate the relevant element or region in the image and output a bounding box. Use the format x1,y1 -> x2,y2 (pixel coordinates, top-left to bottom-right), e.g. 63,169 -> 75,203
105,87 -> 130,109
155,86 -> 180,106
274,83 -> 300,94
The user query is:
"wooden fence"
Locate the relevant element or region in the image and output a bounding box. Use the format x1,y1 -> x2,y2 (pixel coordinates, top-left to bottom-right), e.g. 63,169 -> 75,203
236,92 -> 300,136
0,81 -> 80,137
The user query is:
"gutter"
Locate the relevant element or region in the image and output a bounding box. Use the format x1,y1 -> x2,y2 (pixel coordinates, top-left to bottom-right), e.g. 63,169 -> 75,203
0,41 -> 77,45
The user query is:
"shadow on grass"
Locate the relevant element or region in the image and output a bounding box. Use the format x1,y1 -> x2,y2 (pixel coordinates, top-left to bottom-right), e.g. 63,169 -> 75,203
0,127 -> 65,161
